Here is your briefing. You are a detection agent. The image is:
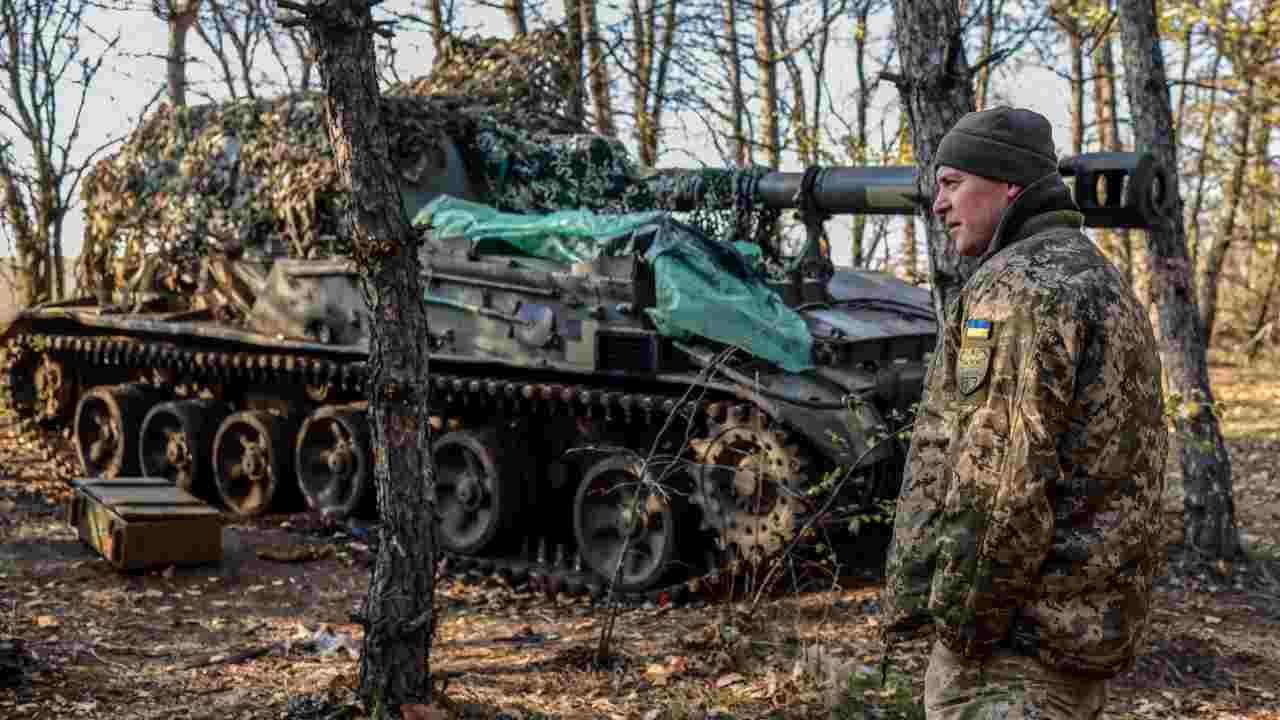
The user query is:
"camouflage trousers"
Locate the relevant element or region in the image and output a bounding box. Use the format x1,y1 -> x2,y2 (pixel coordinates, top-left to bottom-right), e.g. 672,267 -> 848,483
924,640 -> 1107,720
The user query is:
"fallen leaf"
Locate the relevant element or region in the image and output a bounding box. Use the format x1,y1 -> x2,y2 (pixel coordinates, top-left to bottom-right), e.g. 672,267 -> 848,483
400,703 -> 451,720
33,615 -> 59,627
714,672 -> 744,688
258,543 -> 336,564
644,662 -> 674,686
1203,615 -> 1222,625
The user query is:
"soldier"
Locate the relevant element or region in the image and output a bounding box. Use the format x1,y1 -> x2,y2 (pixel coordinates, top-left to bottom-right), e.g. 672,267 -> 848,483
878,106 -> 1169,719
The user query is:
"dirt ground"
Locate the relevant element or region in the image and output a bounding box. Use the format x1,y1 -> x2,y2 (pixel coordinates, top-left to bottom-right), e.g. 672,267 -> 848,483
2,353 -> 1280,720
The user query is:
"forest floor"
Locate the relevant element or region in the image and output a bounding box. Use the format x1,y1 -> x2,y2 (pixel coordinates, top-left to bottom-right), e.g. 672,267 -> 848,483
2,352 -> 1279,720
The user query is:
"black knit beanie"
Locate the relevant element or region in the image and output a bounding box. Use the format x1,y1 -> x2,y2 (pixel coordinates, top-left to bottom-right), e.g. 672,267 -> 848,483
935,106 -> 1058,187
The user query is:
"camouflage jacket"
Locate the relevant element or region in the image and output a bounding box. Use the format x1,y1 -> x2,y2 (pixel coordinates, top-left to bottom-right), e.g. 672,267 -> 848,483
880,174 -> 1168,677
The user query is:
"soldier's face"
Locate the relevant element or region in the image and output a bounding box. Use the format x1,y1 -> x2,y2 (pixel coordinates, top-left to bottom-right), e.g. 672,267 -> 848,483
932,166 -> 1020,257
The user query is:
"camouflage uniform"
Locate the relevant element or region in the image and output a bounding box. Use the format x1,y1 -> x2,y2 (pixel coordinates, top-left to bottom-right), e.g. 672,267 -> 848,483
880,167 -> 1168,717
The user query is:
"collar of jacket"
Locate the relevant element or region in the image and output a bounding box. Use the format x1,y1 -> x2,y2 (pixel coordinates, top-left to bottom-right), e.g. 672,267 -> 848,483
971,172 -> 1085,270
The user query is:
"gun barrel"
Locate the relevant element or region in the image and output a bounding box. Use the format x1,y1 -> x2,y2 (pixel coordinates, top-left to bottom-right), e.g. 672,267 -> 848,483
656,151 -> 1173,230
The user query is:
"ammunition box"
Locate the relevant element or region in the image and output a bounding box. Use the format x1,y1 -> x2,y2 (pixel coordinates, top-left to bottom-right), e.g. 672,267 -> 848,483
66,477 -> 225,572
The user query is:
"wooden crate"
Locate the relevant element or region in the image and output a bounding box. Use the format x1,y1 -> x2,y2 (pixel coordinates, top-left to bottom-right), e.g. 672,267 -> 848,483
66,477 -> 225,572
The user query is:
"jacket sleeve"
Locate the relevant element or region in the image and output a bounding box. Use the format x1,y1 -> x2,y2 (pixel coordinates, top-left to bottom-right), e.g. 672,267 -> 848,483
958,306 -> 1080,657
880,315 -> 955,641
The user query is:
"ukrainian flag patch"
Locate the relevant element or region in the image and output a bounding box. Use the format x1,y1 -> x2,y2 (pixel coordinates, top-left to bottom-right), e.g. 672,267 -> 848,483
965,319 -> 992,339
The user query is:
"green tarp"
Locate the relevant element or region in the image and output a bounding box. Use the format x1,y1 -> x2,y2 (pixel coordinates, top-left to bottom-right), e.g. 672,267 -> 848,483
415,196 -> 814,372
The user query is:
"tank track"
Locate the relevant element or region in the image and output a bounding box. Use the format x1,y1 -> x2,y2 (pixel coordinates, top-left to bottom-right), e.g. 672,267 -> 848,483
6,331 -> 859,606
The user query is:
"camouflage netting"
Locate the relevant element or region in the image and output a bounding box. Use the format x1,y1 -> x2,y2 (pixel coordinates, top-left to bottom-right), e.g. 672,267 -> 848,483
79,29 -> 778,293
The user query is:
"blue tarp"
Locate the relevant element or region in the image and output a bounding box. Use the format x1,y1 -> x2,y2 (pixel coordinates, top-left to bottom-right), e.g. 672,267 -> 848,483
414,196 -> 814,372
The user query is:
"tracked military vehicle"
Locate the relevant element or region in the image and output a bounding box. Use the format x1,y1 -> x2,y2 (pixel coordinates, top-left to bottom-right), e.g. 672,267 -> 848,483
0,31 -> 1172,593
0,141 -> 1171,593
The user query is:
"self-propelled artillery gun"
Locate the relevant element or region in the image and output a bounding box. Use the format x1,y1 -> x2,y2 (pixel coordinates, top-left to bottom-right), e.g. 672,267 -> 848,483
1,30 -> 1174,594
0,138 -> 1171,594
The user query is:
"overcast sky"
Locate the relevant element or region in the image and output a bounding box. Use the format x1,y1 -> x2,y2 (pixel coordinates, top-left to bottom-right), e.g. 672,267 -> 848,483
10,1 -> 1072,266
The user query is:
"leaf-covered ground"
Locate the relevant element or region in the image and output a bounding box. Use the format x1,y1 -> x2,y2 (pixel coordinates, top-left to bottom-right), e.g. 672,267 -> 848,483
2,353 -> 1279,720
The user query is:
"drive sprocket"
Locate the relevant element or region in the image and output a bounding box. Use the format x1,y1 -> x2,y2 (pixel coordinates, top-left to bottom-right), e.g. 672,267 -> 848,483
690,404 -> 810,566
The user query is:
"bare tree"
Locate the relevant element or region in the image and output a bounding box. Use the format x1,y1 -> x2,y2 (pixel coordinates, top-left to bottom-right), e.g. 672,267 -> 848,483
195,0 -> 273,100
1116,0 -> 1240,561
1199,72 -> 1255,346
1198,0 -> 1277,347
0,0 -> 123,307
1180,2 -> 1228,276
279,0 -> 438,715
622,0 -> 682,166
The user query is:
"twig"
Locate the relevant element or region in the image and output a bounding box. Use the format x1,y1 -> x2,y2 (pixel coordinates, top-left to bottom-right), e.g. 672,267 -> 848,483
82,644 -> 132,672
594,346 -> 737,663
180,642 -> 281,671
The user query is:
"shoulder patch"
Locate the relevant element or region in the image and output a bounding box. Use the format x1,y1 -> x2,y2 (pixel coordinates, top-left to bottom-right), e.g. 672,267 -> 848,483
957,346 -> 992,395
964,319 -> 992,339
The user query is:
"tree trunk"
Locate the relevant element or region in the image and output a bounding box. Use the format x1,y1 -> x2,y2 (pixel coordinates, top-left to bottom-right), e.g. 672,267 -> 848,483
582,0 -> 616,137
505,0 -> 527,35
810,0 -> 832,161
643,0 -> 679,165
753,0 -> 780,168
1173,23 -> 1193,128
850,1 -> 872,264
162,0 -> 202,107
888,0 -> 976,320
902,215 -> 918,282
1092,11 -> 1132,284
288,28 -> 315,90
1117,0 -> 1240,561
1242,119 -> 1272,295
722,0 -> 747,164
426,0 -> 446,50
629,0 -> 654,165
1069,23 -> 1084,155
974,0 -> 996,109
281,0 -> 438,714
1249,222 -> 1280,360
1199,76 -> 1254,347
783,49 -> 809,164
563,0 -> 585,125
1185,5 -> 1227,275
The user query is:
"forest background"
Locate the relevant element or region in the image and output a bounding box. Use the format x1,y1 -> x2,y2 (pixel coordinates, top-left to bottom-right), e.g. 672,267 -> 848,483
1,0 -> 1276,360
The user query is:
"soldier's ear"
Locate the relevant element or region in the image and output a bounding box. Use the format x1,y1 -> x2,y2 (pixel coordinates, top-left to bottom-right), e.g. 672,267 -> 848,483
1005,183 -> 1024,203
